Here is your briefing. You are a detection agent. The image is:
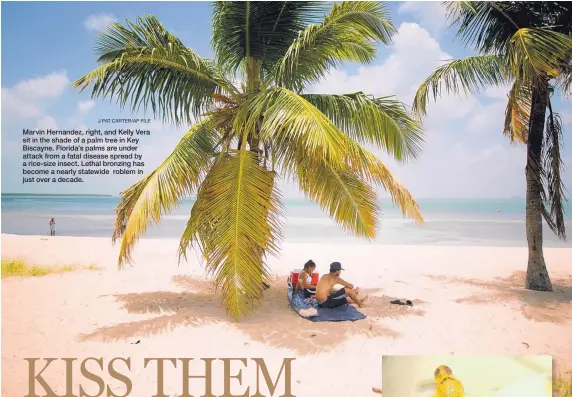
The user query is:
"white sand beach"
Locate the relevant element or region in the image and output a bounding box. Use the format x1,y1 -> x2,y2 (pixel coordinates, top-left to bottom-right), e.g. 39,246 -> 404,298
2,234 -> 572,396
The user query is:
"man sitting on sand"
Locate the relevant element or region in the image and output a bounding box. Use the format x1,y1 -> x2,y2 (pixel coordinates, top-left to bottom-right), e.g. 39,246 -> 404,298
315,262 -> 368,308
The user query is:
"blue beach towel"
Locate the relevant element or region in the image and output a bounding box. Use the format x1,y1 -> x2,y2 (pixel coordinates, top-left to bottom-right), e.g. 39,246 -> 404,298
288,285 -> 366,322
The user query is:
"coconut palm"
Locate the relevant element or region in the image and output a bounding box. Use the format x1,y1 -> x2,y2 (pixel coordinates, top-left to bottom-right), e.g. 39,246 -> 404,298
414,2 -> 572,291
75,1 -> 425,320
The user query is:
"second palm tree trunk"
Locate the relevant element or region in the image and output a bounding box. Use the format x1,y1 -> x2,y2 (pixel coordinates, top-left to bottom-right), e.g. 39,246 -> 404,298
525,83 -> 553,292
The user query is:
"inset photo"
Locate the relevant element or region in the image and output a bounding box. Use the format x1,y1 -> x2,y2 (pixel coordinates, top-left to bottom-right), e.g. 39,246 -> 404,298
382,355 -> 552,397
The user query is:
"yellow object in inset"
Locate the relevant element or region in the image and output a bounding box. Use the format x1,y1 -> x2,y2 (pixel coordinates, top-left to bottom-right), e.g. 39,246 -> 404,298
434,365 -> 466,397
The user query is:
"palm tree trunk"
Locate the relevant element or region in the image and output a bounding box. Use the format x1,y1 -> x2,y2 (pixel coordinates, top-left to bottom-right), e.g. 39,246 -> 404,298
244,56 -> 263,157
525,83 -> 553,291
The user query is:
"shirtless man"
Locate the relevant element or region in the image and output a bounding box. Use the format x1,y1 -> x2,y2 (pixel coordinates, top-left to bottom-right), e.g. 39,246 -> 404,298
315,262 -> 368,308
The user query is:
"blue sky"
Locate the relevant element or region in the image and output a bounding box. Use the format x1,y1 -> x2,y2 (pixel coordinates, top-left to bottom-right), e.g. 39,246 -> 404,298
1,1 -> 571,198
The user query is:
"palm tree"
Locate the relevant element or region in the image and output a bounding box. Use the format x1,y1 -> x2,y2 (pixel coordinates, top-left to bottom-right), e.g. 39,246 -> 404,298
414,2 -> 572,291
75,2 -> 425,320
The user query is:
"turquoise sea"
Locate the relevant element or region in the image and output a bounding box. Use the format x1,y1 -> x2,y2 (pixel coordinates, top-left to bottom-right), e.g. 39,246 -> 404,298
1,194 -> 571,247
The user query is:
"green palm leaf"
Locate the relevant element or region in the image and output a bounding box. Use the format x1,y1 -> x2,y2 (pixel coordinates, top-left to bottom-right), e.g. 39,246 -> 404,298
556,65 -> 572,96
234,87 -> 348,167
504,80 -> 531,144
240,87 -> 423,226
179,151 -> 283,320
507,27 -> 572,83
303,92 -> 424,161
274,1 -> 395,91
74,15 -> 235,126
413,54 -> 508,115
212,2 -> 329,75
296,155 -> 380,238
279,122 -> 423,228
113,120 -> 218,266
445,2 -> 520,55
342,139 -> 424,224
542,104 -> 567,240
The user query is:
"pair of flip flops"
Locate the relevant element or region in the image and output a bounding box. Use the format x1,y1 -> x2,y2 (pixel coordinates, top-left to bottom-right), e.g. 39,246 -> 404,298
390,299 -> 413,306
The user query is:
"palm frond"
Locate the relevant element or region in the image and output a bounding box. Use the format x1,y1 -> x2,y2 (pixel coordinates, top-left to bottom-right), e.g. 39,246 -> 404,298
283,132 -> 423,226
303,92 -> 424,161
74,15 -> 234,126
242,87 -> 423,224
342,140 -> 424,224
507,28 -> 572,84
412,54 -> 508,115
273,1 -> 394,91
296,155 -> 380,238
234,88 -> 348,168
504,80 -> 531,144
178,151 -> 283,320
556,64 -> 572,97
445,2 -> 520,54
212,1 -> 330,75
113,120 -> 218,266
446,2 -> 572,55
541,102 -> 567,240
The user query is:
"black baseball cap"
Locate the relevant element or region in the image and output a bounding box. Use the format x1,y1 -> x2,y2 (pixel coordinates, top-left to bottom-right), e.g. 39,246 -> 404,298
330,262 -> 344,271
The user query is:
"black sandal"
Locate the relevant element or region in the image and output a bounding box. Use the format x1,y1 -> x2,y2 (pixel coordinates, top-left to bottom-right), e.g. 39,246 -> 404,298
390,299 -> 413,306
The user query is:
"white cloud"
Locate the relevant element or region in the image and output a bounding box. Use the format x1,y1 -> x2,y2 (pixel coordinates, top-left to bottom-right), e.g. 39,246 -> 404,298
312,22 -> 457,119
1,72 -> 69,122
84,13 -> 117,32
465,101 -> 506,135
77,100 -> 96,115
484,84 -> 511,100
36,115 -> 58,130
313,23 -> 449,97
12,72 -> 69,99
309,21 -> 534,198
473,144 -> 505,163
398,2 -> 448,36
1,88 -> 42,119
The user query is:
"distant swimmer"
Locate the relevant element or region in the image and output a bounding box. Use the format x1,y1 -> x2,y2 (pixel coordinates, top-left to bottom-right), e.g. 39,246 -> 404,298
49,217 -> 56,236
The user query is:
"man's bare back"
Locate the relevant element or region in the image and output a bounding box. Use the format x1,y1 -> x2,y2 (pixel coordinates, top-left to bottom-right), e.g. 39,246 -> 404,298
315,273 -> 351,302
315,262 -> 368,308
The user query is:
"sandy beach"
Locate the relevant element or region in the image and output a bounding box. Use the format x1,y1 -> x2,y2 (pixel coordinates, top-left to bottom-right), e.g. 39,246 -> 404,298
2,234 -> 572,396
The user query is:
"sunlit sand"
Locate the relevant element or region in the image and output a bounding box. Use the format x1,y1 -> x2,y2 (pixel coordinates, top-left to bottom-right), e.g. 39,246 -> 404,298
2,234 -> 571,396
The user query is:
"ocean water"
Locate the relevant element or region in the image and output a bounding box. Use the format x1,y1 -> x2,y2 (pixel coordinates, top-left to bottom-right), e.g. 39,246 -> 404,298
1,194 -> 571,247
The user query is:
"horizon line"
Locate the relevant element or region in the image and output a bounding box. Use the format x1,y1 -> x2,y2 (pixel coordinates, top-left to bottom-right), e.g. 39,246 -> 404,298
1,193 -> 526,200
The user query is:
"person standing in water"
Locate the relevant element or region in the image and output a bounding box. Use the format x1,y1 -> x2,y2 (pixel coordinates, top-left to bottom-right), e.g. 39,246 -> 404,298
49,218 -> 56,236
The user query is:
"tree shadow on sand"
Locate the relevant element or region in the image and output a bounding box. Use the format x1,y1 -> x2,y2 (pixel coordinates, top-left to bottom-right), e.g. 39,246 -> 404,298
426,271 -> 572,324
80,276 -> 425,355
